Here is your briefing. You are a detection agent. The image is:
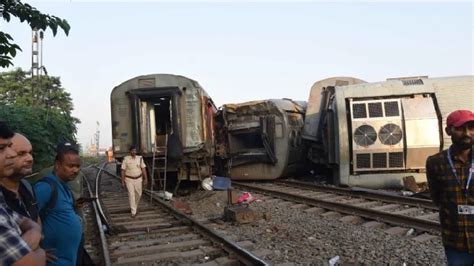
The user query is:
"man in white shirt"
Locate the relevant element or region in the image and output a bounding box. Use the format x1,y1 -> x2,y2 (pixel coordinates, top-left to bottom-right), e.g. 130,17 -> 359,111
121,146 -> 148,218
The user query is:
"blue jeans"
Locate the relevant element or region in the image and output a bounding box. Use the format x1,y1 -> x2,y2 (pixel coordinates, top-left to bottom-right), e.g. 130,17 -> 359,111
445,247 -> 474,266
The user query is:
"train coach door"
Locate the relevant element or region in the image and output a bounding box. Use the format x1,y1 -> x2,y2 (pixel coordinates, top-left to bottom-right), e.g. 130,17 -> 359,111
152,96 -> 172,147
225,114 -> 277,166
129,88 -> 181,157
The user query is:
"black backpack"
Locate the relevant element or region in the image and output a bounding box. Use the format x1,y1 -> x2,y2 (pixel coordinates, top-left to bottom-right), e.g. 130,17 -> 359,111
35,177 -> 60,221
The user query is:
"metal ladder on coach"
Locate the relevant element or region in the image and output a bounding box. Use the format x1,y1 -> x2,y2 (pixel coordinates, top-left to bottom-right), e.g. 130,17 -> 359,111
151,133 -> 168,200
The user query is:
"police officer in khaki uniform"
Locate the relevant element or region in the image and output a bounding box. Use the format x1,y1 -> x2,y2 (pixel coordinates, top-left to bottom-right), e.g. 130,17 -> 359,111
121,146 -> 148,218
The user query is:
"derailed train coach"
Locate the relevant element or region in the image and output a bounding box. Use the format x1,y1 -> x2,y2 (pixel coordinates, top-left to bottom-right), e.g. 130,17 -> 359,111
303,75 -> 473,188
111,74 -> 216,187
215,99 -> 307,180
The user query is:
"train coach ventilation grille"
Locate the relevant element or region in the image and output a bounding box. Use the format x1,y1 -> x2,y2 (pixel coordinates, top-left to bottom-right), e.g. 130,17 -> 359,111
379,123 -> 403,145
384,101 -> 400,116
389,152 -> 404,168
368,102 -> 383,118
138,78 -> 156,88
402,79 -> 424,86
372,153 -> 388,168
352,103 -> 367,118
356,153 -> 371,168
354,125 -> 377,147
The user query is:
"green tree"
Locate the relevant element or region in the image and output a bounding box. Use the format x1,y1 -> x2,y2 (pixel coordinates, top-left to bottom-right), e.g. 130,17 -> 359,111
0,68 -> 79,171
0,0 -> 70,67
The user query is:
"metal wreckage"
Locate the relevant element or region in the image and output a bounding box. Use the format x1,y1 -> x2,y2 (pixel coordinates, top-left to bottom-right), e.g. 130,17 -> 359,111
110,74 -> 473,190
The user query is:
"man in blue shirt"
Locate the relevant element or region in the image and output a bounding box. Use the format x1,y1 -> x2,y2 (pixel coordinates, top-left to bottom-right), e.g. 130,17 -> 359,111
34,143 -> 82,265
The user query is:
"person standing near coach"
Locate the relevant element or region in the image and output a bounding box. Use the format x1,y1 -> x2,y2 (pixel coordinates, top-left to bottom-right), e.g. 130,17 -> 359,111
34,143 -> 82,265
121,145 -> 148,218
426,110 -> 474,265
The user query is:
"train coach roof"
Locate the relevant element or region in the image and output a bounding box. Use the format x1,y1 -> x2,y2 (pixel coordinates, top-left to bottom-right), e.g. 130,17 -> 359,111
335,75 -> 473,94
111,73 -> 211,98
222,98 -> 306,114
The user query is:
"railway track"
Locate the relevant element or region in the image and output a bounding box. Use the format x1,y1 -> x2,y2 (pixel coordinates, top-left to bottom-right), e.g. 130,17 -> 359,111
232,181 -> 440,234
84,164 -> 269,265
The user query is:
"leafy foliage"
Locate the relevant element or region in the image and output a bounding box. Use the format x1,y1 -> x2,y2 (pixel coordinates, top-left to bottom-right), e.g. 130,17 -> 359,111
0,0 -> 70,67
0,68 -> 79,171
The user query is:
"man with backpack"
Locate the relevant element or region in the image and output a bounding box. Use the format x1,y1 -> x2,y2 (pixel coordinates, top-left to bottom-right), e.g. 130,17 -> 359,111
34,143 -> 82,265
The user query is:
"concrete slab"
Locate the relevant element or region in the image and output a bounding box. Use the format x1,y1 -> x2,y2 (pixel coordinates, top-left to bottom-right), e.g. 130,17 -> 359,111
111,239 -> 209,258
304,207 -> 326,214
352,201 -> 379,208
393,207 -> 421,215
362,221 -> 385,229
225,206 -> 261,224
412,233 -> 439,242
339,215 -> 365,224
384,226 -> 409,235
291,204 -> 308,209
320,211 -> 341,219
415,212 -> 439,220
371,204 -> 401,211
253,249 -> 273,257
214,257 -> 240,266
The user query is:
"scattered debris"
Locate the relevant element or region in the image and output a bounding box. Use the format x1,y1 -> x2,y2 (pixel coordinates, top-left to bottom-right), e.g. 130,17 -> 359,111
237,192 -> 256,206
224,205 -> 261,224
156,190 -> 173,200
171,200 -> 192,215
329,255 -> 340,266
403,176 -> 428,193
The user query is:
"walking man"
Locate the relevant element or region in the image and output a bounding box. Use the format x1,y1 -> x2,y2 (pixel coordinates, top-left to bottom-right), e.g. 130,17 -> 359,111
0,133 -> 38,222
426,110 -> 474,265
0,121 -> 45,265
121,145 -> 148,218
34,143 -> 82,265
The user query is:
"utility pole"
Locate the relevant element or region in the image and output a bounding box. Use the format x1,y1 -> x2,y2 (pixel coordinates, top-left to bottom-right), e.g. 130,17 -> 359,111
95,121 -> 100,157
31,29 -> 45,101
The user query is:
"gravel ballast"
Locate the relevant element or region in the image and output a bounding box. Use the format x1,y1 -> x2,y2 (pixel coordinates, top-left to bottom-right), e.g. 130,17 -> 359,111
180,190 -> 446,264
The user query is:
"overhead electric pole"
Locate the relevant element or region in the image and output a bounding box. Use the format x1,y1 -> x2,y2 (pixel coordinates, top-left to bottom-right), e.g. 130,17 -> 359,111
31,29 -> 45,102
95,121 -> 100,157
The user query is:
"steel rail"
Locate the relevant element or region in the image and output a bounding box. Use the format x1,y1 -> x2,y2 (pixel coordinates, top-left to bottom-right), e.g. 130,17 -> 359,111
145,191 -> 270,266
233,182 -> 440,233
91,164 -> 110,227
82,169 -> 112,266
98,167 -> 270,265
277,180 -> 437,210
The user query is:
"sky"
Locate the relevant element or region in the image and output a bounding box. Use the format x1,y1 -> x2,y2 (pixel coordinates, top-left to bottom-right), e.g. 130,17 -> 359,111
2,0 -> 473,149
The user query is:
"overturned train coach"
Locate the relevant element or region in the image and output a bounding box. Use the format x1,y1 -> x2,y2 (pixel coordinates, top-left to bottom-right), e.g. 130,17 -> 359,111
215,99 -> 307,180
303,75 -> 473,188
111,74 -> 216,187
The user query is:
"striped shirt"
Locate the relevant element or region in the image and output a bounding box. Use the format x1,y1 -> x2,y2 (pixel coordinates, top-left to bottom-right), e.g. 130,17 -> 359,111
0,190 -> 31,265
426,147 -> 474,252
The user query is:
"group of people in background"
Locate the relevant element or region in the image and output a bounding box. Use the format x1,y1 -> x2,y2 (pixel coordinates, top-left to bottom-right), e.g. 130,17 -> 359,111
0,109 -> 473,265
0,121 -> 87,265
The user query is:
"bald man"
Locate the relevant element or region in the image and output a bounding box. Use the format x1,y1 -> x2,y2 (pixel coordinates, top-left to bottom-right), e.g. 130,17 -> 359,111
0,123 -> 45,266
0,133 -> 38,222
